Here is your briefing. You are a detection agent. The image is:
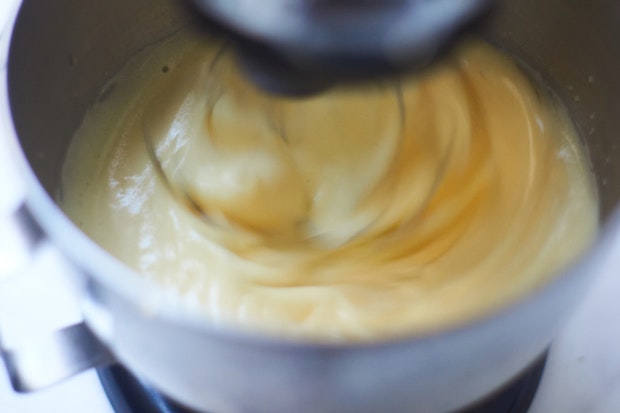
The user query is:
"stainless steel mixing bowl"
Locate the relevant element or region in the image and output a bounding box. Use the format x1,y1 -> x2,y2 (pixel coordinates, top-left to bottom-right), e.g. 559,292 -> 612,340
1,0 -> 620,412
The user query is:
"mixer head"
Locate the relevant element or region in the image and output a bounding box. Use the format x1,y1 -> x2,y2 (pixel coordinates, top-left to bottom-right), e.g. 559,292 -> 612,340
187,0 -> 499,95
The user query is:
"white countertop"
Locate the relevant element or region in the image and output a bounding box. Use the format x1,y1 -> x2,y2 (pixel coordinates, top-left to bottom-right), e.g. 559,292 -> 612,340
1,1 -> 619,412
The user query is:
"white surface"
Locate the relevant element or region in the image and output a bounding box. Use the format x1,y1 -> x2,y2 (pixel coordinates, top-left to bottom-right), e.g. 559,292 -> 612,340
1,1 -> 619,412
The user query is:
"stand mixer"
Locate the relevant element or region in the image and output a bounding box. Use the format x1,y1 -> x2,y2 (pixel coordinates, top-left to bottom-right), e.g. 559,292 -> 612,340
186,0 -> 498,94
4,0 -> 620,412
143,0 -> 501,241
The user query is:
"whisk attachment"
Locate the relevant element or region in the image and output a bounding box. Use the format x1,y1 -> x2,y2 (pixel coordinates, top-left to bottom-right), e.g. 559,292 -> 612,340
141,47 -> 457,257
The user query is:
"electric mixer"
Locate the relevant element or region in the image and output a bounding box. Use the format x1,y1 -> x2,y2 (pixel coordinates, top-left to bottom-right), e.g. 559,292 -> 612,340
186,0 -> 499,94
144,0 -> 501,242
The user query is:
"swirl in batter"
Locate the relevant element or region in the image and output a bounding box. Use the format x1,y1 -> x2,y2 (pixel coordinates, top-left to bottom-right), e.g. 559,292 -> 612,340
62,33 -> 598,341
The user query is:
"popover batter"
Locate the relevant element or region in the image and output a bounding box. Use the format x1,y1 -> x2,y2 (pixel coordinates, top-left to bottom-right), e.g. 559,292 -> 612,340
61,32 -> 598,341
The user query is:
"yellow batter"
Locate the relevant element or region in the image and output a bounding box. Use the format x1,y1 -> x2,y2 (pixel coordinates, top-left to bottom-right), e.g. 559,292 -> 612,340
61,32 -> 598,342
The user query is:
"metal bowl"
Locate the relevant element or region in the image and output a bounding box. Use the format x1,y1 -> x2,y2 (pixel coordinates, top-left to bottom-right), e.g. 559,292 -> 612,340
2,0 -> 620,412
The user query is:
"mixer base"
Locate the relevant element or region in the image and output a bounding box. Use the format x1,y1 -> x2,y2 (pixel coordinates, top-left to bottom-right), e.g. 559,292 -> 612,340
98,352 -> 547,413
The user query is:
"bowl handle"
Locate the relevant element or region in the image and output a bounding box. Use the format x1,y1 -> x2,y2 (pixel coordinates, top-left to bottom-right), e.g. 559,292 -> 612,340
2,322 -> 114,392
0,205 -> 115,392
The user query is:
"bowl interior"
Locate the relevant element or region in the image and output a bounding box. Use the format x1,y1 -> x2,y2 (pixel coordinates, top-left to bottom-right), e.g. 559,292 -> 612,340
8,0 -> 620,228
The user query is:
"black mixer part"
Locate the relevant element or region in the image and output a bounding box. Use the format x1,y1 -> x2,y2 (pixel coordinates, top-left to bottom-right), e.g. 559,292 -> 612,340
185,0 -> 499,95
98,351 -> 547,413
